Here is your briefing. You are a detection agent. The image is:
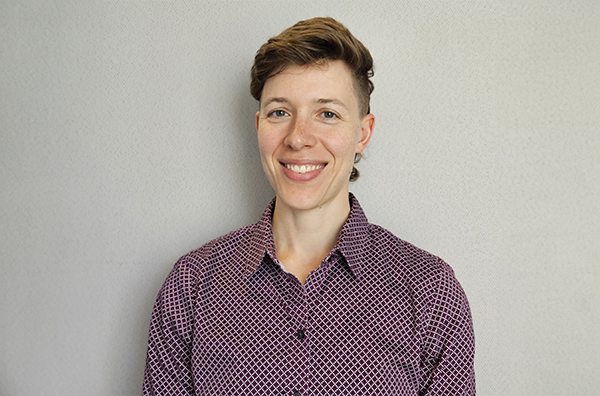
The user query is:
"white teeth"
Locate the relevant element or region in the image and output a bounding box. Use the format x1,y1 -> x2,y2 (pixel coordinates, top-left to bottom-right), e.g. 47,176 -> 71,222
285,163 -> 324,174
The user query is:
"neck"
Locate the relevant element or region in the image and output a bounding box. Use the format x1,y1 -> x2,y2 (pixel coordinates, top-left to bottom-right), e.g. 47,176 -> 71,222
271,193 -> 351,283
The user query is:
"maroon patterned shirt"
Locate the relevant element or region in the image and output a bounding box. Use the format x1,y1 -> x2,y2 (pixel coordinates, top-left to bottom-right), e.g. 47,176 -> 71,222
143,194 -> 475,395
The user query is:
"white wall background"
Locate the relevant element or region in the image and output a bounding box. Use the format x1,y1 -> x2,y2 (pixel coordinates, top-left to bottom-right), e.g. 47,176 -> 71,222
1,1 -> 599,395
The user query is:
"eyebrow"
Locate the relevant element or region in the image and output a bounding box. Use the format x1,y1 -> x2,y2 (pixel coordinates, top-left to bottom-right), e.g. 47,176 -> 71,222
262,97 -> 348,109
317,98 -> 348,109
262,97 -> 289,108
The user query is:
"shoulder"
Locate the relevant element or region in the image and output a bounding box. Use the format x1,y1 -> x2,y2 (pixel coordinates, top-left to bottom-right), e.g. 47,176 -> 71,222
166,223 -> 260,292
365,222 -> 472,329
366,223 -> 454,287
178,223 -> 257,271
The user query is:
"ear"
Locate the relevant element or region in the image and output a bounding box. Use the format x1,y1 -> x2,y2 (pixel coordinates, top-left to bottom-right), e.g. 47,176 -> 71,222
355,113 -> 375,153
255,111 -> 260,132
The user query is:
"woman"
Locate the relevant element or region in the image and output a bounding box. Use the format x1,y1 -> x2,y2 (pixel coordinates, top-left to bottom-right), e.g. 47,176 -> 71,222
143,17 -> 475,396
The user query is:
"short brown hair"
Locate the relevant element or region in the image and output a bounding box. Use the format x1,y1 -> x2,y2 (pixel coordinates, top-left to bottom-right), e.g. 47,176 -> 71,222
250,17 -> 374,181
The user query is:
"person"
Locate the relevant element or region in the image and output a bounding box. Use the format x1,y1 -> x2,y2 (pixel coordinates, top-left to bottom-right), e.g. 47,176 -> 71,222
143,17 -> 475,395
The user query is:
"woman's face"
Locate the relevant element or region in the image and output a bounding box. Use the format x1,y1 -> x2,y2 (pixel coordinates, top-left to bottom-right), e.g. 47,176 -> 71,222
256,60 -> 375,213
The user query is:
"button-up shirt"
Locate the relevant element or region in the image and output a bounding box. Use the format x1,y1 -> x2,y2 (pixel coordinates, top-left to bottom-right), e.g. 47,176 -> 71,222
143,194 -> 475,395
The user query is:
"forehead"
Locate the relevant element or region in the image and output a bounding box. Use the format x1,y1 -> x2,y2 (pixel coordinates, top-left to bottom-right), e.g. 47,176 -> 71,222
261,61 -> 358,107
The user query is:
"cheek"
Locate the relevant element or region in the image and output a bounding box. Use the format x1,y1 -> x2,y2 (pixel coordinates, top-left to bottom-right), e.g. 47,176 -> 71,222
257,132 -> 279,165
327,133 -> 361,161
257,130 -> 271,152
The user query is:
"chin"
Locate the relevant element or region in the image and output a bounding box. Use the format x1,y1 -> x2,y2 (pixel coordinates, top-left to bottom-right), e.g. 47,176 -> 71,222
276,189 -> 327,211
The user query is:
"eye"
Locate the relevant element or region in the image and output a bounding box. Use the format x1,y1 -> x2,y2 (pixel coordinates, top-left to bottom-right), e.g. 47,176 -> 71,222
322,111 -> 337,119
269,109 -> 288,118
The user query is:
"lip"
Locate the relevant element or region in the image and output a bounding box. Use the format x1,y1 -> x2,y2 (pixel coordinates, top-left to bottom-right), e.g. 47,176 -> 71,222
281,159 -> 327,166
280,160 -> 327,182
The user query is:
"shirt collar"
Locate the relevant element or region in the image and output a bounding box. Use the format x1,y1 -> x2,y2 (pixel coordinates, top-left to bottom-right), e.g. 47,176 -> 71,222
335,193 -> 370,280
244,193 -> 370,280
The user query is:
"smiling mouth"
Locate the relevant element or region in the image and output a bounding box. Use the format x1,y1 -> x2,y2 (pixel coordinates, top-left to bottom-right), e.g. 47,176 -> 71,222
283,163 -> 326,174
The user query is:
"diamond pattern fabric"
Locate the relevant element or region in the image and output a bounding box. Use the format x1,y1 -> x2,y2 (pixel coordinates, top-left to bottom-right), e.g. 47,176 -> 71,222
143,194 -> 475,395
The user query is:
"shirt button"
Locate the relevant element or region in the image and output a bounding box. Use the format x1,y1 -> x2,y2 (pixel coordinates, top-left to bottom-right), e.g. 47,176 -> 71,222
296,329 -> 305,340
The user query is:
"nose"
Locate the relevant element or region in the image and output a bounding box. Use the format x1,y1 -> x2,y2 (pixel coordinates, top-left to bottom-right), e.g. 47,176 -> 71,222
284,115 -> 316,150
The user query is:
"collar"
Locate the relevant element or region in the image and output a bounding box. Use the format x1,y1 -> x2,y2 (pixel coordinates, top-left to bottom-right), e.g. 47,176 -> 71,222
243,193 -> 370,280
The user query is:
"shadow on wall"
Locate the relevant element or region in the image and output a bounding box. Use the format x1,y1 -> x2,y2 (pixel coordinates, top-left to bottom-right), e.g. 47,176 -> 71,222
105,81 -> 273,394
233,78 -> 277,216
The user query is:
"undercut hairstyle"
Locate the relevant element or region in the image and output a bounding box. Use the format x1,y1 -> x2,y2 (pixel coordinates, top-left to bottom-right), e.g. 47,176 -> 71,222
250,17 -> 374,182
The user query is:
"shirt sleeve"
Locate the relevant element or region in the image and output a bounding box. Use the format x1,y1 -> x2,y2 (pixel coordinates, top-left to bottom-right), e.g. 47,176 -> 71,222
418,259 -> 476,395
143,258 -> 196,395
